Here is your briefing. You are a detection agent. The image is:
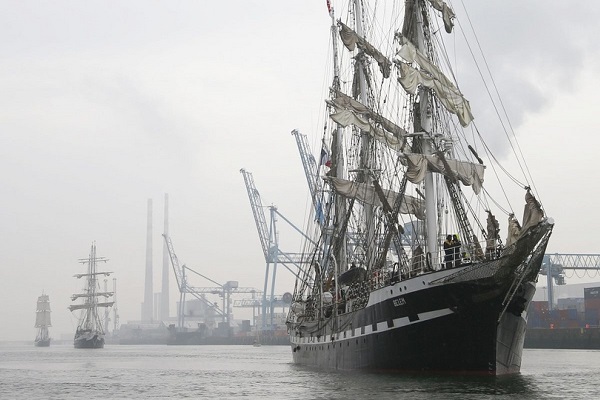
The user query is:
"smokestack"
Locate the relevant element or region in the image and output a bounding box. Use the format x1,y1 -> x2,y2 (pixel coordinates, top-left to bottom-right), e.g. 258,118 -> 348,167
160,193 -> 169,321
142,198 -> 153,321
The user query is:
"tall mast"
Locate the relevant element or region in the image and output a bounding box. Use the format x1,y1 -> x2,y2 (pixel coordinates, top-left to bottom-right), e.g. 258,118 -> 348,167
415,0 -> 439,263
328,3 -> 348,272
353,0 -> 377,270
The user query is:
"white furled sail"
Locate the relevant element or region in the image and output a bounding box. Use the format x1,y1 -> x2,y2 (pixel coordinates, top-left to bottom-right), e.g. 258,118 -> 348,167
326,176 -> 425,219
404,153 -> 485,194
396,35 -> 473,127
426,0 -> 456,33
339,21 -> 392,78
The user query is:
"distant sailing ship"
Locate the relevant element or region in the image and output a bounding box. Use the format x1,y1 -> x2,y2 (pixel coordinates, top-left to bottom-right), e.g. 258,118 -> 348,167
285,0 -> 553,375
34,293 -> 51,347
69,242 -> 114,349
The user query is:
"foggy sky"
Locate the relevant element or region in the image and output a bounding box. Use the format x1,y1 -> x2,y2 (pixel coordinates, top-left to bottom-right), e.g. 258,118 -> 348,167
1,1 -> 600,341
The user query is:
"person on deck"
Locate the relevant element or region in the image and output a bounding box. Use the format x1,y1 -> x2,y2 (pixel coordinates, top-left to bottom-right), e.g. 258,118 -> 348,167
452,234 -> 462,267
443,235 -> 453,269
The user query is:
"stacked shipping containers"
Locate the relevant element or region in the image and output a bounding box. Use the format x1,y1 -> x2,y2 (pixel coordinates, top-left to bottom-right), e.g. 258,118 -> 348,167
527,286 -> 600,329
584,287 -> 600,327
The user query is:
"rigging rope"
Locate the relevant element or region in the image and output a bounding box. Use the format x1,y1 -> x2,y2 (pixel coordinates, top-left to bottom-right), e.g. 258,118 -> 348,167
457,0 -> 545,208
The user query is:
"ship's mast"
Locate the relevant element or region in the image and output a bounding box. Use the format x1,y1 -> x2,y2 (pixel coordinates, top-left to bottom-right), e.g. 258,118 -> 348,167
415,0 -> 439,264
328,3 -> 348,274
353,0 -> 377,270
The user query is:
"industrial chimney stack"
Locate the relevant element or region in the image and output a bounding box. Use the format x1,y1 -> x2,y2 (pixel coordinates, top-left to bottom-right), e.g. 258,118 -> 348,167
142,198 -> 153,321
160,193 -> 170,321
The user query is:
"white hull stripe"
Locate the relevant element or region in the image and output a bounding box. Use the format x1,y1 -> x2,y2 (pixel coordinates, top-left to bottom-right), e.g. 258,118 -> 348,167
294,308 -> 455,345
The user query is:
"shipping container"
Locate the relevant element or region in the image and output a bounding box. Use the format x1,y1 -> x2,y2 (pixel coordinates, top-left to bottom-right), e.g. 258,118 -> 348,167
584,286 -> 600,300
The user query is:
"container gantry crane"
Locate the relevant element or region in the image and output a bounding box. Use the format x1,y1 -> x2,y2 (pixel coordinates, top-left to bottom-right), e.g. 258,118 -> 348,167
540,253 -> 600,310
240,168 -> 312,330
163,234 -> 260,328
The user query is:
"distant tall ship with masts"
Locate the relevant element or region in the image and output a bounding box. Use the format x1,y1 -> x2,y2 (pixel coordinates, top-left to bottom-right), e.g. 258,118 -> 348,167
34,293 -> 51,347
69,242 -> 114,349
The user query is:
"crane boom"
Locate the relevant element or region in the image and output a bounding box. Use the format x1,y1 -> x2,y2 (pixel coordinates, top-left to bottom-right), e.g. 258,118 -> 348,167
163,234 -> 184,291
291,129 -> 324,216
541,253 -> 600,310
240,169 -> 271,260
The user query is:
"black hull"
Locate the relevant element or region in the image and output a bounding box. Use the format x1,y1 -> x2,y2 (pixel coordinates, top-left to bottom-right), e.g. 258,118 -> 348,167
289,221 -> 552,375
34,339 -> 50,347
291,281 -> 534,375
74,334 -> 105,349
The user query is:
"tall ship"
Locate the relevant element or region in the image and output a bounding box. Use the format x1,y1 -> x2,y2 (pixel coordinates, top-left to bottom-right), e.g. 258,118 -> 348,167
286,0 -> 554,375
34,293 -> 51,347
69,243 -> 114,349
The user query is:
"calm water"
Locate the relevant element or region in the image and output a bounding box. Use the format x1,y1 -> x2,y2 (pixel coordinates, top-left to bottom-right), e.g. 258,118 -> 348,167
1,344 -> 599,399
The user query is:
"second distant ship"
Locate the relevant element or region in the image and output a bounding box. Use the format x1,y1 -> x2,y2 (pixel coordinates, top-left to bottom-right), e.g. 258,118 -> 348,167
69,242 -> 114,349
34,293 -> 51,347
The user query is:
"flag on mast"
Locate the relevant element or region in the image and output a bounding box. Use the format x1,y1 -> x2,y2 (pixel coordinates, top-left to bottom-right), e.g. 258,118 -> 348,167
319,146 -> 331,168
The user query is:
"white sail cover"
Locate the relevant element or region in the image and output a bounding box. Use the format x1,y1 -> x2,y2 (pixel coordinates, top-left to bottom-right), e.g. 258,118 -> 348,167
330,91 -> 408,138
426,0 -> 456,33
506,214 -> 521,247
328,92 -> 407,151
396,37 -> 474,127
339,22 -> 392,78
405,153 -> 484,194
330,109 -> 405,151
521,189 -> 544,231
69,301 -> 114,312
326,176 -> 425,220
71,292 -> 113,301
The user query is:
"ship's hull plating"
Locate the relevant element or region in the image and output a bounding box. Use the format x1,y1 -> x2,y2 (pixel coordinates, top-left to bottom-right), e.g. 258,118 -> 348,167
74,332 -> 105,349
34,338 -> 50,347
290,276 -> 536,375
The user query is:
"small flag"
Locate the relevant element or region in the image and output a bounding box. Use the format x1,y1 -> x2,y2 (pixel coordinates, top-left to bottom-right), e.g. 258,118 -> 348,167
326,0 -> 332,14
319,146 -> 331,168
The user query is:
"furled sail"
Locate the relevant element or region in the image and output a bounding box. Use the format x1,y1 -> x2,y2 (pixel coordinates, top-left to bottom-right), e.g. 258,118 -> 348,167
339,21 -> 392,78
404,153 -> 485,194
506,214 -> 521,247
69,301 -> 114,311
485,210 -> 501,257
329,91 -> 408,138
395,35 -> 473,127
521,189 -> 544,232
326,176 -> 425,220
426,0 -> 456,33
71,292 -> 114,301
330,109 -> 405,151
328,91 -> 406,151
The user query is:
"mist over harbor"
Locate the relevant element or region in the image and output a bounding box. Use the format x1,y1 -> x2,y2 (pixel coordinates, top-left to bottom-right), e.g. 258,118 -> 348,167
2,0 -> 600,343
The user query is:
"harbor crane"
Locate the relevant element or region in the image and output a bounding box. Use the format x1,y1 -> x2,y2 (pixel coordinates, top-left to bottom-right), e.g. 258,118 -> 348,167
540,253 -> 600,310
240,168 -> 312,330
163,234 -> 260,329
291,129 -> 325,217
